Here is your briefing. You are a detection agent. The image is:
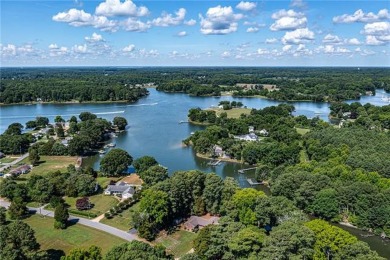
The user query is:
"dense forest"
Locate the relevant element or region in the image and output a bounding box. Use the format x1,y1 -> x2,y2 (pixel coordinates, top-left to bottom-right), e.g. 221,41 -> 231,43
1,67 -> 389,103
0,68 -> 149,104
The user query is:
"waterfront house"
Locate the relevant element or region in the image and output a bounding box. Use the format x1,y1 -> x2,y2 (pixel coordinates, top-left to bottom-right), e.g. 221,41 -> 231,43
234,133 -> 259,141
249,126 -> 255,133
104,181 -> 135,199
213,145 -> 224,157
183,216 -> 220,232
259,129 -> 269,136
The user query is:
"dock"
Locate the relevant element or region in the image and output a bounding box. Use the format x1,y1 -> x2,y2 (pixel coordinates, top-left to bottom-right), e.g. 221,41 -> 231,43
179,120 -> 189,124
207,160 -> 221,166
238,167 -> 258,174
247,178 -> 263,185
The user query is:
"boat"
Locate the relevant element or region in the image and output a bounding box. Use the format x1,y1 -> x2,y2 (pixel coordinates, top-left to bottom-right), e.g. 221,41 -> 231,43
107,143 -> 116,147
190,132 -> 195,135
98,150 -> 106,154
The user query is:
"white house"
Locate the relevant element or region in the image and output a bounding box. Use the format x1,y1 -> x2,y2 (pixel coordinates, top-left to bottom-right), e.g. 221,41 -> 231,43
104,181 -> 135,199
259,129 -> 269,136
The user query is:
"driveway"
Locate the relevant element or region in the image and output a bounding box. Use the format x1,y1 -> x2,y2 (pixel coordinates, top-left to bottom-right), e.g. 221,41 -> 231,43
0,199 -> 140,242
0,153 -> 29,172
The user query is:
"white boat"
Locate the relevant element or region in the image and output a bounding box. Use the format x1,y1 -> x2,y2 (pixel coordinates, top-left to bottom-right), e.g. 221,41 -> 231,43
107,143 -> 116,147
98,150 -> 106,154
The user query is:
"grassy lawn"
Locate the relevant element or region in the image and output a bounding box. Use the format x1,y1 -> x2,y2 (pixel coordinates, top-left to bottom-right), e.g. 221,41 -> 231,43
29,156 -> 78,176
23,214 -> 125,259
100,203 -> 140,231
96,177 -> 120,189
0,157 -> 16,164
299,149 -> 309,163
209,107 -> 251,119
64,194 -> 119,217
296,127 -> 310,135
154,230 -> 196,258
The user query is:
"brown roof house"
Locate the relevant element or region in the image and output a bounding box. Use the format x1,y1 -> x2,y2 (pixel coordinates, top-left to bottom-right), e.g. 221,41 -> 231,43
183,216 -> 220,232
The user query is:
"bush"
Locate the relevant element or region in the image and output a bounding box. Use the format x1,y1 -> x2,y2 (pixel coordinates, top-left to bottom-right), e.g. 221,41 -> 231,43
68,209 -> 98,218
104,212 -> 112,219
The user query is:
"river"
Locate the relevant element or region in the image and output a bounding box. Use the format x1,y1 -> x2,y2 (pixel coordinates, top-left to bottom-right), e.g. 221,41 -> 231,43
1,88 -> 390,257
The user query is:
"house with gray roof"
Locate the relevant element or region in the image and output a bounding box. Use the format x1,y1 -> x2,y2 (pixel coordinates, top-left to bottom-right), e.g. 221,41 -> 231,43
104,181 -> 135,199
183,216 -> 220,232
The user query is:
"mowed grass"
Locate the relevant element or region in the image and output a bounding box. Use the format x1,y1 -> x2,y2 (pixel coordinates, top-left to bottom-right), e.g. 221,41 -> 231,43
154,230 -> 196,258
64,194 -> 119,216
20,156 -> 78,177
296,127 -> 310,135
23,214 -> 125,258
100,203 -> 140,231
0,157 -> 16,163
209,107 -> 252,119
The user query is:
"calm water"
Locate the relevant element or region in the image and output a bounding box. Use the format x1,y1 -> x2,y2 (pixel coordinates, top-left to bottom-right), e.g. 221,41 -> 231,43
1,88 -> 390,188
1,88 -> 390,256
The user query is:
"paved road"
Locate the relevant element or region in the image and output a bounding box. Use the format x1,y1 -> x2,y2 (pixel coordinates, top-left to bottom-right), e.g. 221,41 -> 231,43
0,200 -> 140,242
0,153 -> 29,172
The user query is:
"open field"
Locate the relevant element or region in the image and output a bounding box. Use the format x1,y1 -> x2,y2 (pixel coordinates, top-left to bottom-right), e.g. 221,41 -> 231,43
64,194 -> 119,217
22,156 -> 78,177
23,214 -> 125,259
154,230 -> 196,258
296,127 -> 311,135
209,107 -> 251,119
0,157 -> 16,164
100,203 -> 140,231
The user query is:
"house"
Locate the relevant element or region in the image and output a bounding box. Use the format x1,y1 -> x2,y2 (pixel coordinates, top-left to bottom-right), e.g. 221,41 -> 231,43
9,164 -> 31,176
213,145 -> 224,157
0,152 -> 5,159
234,133 -> 259,141
104,181 -> 135,199
259,129 -> 269,136
248,126 -> 255,133
183,216 -> 220,232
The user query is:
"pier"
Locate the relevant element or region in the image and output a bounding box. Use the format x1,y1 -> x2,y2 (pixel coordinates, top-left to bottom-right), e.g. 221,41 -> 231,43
238,167 -> 258,174
207,160 -> 221,166
179,120 -> 189,124
247,178 -> 263,185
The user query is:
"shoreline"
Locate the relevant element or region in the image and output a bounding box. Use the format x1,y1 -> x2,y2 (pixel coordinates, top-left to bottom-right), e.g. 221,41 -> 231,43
0,99 -> 137,107
195,152 -> 244,164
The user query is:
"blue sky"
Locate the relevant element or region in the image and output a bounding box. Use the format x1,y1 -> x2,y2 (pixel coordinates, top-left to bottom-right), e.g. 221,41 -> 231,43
1,0 -> 389,66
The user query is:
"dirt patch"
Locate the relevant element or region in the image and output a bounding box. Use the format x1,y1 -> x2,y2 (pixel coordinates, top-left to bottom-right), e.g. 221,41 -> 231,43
120,174 -> 143,185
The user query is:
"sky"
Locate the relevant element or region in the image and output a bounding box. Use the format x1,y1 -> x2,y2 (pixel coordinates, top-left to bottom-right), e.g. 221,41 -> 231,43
0,0 -> 389,66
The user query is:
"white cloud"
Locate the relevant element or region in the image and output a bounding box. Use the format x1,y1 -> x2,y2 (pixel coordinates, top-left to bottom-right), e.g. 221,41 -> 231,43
246,27 -> 259,33
52,9 -> 118,32
322,34 -> 342,44
95,0 -> 149,17
361,22 -> 390,45
236,1 -> 257,12
199,5 -> 243,35
1,44 -> 17,56
151,8 -> 186,27
318,45 -> 351,54
347,38 -> 361,45
270,9 -> 307,31
257,48 -> 270,55
184,19 -> 196,26
177,31 -> 187,37
365,35 -> 387,45
221,51 -> 231,57
122,44 -> 135,52
333,9 -> 389,23
282,45 -> 292,52
73,44 -> 88,53
85,32 -> 104,42
139,49 -> 159,58
48,44 -> 68,56
290,0 -> 306,8
122,18 -> 150,32
265,38 -> 278,44
281,28 -> 315,44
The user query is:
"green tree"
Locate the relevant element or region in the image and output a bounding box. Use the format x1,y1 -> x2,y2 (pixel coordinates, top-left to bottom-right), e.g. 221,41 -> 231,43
54,203 -> 69,229
305,219 -> 358,260
139,165 -> 168,186
69,116 -> 78,123
79,112 -> 97,122
28,147 -> 40,166
133,156 -> 158,173
55,115 -> 65,123
26,120 -> 37,129
0,221 -> 42,259
36,116 -> 49,127
8,197 -> 28,219
61,245 -> 103,260
4,123 -> 23,135
100,149 -> 133,177
260,221 -> 315,259
113,117 -> 128,131
56,125 -> 65,138
228,226 -> 265,258
139,189 -> 170,227
334,241 -> 385,260
230,188 -> 265,225
0,207 -> 7,225
105,241 -> 173,260
309,188 -> 340,220
203,173 -> 224,214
